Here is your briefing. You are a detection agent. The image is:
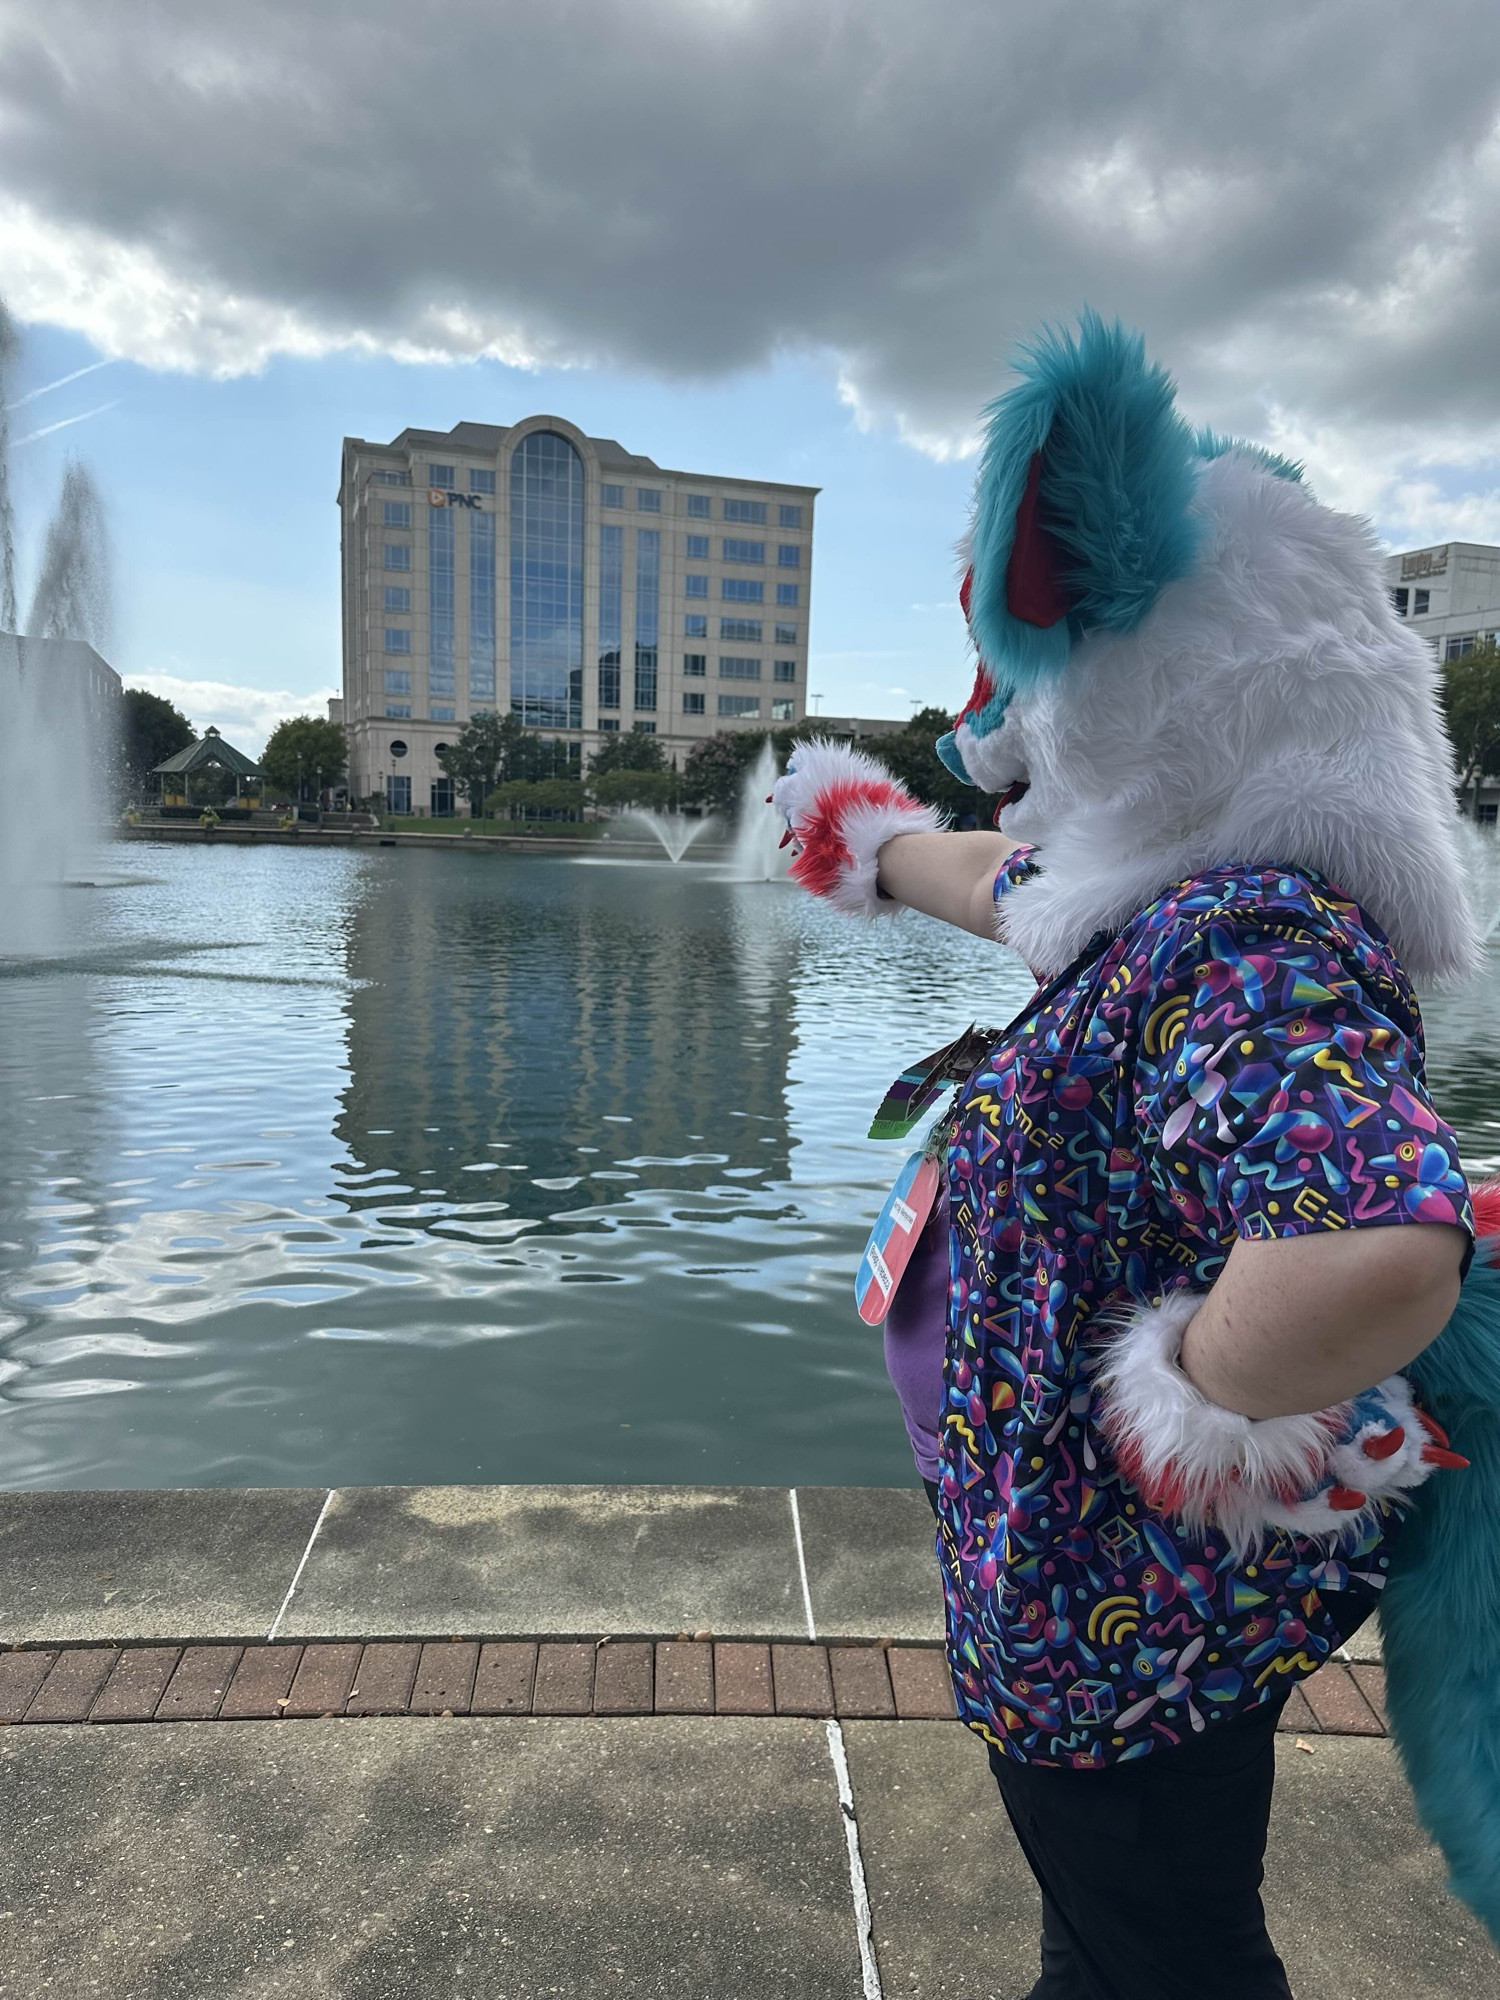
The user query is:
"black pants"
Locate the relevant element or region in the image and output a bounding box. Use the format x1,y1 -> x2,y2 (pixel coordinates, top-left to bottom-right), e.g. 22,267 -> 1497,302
920,1479 -> 1293,1999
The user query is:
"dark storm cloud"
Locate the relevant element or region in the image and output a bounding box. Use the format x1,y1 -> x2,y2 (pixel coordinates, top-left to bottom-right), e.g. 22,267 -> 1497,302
0,0 -> 1497,453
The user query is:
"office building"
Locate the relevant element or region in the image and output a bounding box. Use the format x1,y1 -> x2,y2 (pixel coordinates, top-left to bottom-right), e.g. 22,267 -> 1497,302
1385,541 -> 1500,664
338,417 -> 817,814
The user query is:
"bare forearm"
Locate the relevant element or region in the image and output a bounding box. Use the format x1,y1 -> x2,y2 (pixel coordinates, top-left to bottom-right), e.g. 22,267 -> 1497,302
1179,1225 -> 1466,1418
875,830 -> 1017,939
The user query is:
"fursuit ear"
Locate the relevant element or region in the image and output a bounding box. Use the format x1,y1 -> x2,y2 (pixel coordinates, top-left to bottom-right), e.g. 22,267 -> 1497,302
967,310 -> 1204,696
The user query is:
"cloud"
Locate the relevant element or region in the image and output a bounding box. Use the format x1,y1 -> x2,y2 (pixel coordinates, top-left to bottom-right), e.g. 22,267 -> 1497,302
124,673 -> 337,758
0,0 -> 1498,510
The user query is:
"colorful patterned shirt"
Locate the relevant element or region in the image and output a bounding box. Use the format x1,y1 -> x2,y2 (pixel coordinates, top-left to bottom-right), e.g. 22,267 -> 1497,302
938,853 -> 1472,1767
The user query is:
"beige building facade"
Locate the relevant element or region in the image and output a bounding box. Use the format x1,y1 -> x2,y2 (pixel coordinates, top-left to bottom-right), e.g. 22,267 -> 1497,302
338,416 -> 817,814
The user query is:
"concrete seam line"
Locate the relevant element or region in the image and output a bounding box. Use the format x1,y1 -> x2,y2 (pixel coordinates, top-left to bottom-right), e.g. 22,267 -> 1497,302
825,1717 -> 883,2000
266,1490 -> 335,1642
788,1487 -> 817,1642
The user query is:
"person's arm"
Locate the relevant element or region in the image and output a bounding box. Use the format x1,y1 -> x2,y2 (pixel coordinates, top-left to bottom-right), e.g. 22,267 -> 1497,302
1179,1223 -> 1466,1419
875,829 -> 1018,939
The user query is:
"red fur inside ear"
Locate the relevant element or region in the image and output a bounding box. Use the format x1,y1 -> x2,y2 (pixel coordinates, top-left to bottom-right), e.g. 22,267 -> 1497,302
1006,450 -> 1072,628
957,662 -> 996,728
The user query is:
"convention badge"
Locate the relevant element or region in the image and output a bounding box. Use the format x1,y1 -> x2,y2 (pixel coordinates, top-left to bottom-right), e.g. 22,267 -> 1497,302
856,1149 -> 942,1325
866,1024 -> 997,1140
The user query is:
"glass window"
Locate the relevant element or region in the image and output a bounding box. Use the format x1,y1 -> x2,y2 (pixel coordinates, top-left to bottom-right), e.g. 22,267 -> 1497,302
469,509 -> 496,702
511,430 -> 585,729
1414,589 -> 1430,615
389,739 -> 408,758
720,618 -> 762,641
722,538 -> 765,564
1446,634 -> 1479,660
685,574 -> 708,598
429,505 -> 456,699
774,622 -> 797,645
384,628 -> 412,654
383,542 -> 410,571
428,464 -> 455,489
635,527 -> 660,710
719,656 -> 761,680
1480,803 -> 1499,827
469,467 -> 496,494
383,501 -> 412,529
372,467 -> 411,486
773,659 -> 797,683
685,534 -> 710,559
723,497 -> 767,525
1391,587 -> 1409,615
771,698 -> 795,721
383,585 -> 411,612
599,717 -> 620,732
683,653 -> 707,677
722,578 -> 764,603
430,704 -> 456,721
682,690 -> 706,715
686,493 -> 711,518
431,776 -> 455,817
384,702 -> 412,720
601,483 -> 624,508
634,721 -> 657,735
386,774 -> 412,812
777,544 -> 801,568
637,488 -> 661,512
685,613 -> 708,638
598,521 -> 623,709
776,583 -> 799,607
383,669 -> 412,694
779,504 -> 803,529
718,693 -> 761,717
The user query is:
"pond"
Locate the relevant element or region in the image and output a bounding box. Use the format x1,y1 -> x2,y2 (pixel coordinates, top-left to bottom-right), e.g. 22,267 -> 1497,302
3,840 -> 1499,1491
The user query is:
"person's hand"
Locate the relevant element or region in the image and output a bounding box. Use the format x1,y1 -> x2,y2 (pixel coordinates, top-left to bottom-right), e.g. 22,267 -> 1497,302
768,740 -> 944,915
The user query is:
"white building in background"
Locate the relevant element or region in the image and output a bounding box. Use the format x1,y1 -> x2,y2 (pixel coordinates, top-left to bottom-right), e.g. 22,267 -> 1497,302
1385,541 -> 1500,663
338,417 -> 817,815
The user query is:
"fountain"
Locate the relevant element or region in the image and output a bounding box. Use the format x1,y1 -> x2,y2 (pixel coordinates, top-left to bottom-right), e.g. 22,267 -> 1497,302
617,808 -> 718,863
1455,817 -> 1500,947
730,739 -> 791,882
0,297 -> 115,944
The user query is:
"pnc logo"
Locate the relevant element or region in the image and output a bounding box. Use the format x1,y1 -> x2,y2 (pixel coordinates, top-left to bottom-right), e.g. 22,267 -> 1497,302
428,489 -> 483,509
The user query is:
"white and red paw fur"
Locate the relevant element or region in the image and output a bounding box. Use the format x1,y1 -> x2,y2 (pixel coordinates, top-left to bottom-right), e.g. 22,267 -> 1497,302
771,739 -> 945,916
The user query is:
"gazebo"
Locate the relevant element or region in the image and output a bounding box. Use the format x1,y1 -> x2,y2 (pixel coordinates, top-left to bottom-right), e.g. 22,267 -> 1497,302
152,727 -> 263,808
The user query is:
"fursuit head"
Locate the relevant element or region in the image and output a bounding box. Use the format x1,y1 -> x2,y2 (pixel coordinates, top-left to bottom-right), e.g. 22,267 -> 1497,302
938,310 -> 1478,986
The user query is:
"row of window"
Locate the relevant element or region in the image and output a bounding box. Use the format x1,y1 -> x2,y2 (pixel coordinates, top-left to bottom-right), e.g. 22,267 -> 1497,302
381,524 -> 800,605
681,655 -> 796,682
686,579 -> 799,606
1445,631 -> 1500,660
1392,587 -> 1431,617
375,468 -> 805,531
386,585 -> 798,646
685,616 -> 798,642
708,539 -> 801,567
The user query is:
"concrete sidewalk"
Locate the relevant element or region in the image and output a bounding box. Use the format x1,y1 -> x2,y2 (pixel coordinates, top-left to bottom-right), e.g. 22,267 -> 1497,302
0,1483 -> 1494,1998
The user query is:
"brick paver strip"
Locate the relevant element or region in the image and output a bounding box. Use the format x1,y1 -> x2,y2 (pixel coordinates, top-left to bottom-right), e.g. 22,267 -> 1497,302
412,1642 -> 480,1716
285,1642 -> 362,1718
594,1641 -> 653,1715
157,1646 -> 244,1722
0,1651 -> 58,1724
888,1646 -> 957,1721
1301,1663 -> 1382,1736
25,1648 -> 121,1724
714,1643 -> 774,1716
89,1648 -> 181,1723
532,1642 -> 595,1716
654,1642 -> 713,1715
1276,1685 -> 1320,1735
829,1645 -> 896,1719
219,1645 -> 303,1721
472,1643 -> 537,1715
1349,1663 -> 1388,1730
345,1643 -> 420,1716
771,1644 -> 834,1717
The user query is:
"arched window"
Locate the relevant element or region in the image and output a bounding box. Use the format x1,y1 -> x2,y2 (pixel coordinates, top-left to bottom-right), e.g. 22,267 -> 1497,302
509,432 -> 584,729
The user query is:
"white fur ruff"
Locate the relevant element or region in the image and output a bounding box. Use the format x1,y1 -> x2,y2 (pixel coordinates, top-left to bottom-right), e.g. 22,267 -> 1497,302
964,454 -> 1479,985
773,738 -> 945,918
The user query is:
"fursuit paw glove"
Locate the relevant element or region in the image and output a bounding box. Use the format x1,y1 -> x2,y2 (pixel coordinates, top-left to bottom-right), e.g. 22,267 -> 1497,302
1093,1289 -> 1467,1556
770,739 -> 945,916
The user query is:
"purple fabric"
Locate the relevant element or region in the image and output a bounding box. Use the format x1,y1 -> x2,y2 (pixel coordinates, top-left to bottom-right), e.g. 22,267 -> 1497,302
882,1182 -> 949,1481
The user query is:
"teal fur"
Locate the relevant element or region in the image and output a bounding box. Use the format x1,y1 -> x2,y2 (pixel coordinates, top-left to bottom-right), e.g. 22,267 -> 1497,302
968,310 -> 1203,696
1192,426 -> 1306,488
1383,1237 -> 1500,1942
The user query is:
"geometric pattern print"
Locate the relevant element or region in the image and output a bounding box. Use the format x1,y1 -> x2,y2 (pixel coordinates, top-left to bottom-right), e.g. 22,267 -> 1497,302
939,856 -> 1472,1767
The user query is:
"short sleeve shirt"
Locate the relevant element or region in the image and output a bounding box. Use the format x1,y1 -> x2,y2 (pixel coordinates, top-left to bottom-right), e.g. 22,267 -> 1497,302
939,855 -> 1471,1768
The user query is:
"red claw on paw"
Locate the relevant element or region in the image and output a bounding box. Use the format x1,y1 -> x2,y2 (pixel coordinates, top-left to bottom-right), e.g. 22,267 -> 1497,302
764,794 -> 774,805
1421,1445 -> 1469,1469
778,828 -> 795,849
1417,1411 -> 1453,1448
1361,1426 -> 1405,1460
1327,1486 -> 1368,1510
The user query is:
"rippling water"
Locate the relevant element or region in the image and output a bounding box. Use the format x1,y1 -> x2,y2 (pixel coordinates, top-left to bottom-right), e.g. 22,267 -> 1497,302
4,841 -> 1499,1492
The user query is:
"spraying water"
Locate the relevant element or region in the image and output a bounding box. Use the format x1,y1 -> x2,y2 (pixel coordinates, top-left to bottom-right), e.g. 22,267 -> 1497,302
618,809 -> 718,863
28,462 -> 111,648
730,740 -> 790,882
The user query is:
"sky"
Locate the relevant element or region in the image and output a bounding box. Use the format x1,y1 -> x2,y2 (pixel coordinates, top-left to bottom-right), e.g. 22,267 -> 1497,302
2,0 -> 1499,753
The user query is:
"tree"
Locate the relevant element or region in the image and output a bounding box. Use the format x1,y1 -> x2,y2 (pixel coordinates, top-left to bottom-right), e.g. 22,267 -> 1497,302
1440,641 -> 1500,814
867,706 -> 1005,823
437,711 -> 522,812
261,716 -> 348,801
487,777 -> 586,821
121,688 -> 193,799
589,729 -> 667,777
679,722 -> 820,816
591,767 -> 677,811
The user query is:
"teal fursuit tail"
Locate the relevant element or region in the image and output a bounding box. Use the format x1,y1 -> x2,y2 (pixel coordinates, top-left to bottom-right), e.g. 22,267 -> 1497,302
1384,1210 -> 1500,1942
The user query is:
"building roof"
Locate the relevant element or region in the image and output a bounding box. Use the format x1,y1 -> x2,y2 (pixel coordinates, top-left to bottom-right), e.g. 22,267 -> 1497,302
343,420 -> 818,493
152,726 -> 261,778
